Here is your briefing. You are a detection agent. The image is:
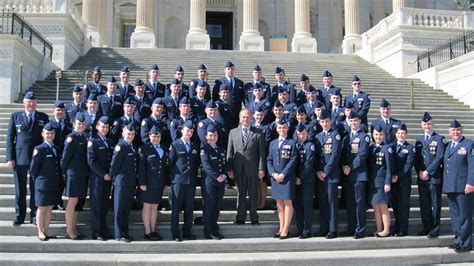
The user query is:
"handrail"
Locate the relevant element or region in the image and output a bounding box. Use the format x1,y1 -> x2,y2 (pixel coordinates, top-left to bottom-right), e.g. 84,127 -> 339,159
0,9 -> 53,61
416,31 -> 474,72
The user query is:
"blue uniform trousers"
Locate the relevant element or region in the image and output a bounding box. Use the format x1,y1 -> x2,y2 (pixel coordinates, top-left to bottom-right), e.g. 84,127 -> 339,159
14,165 -> 36,221
447,193 -> 472,250
170,183 -> 196,237
344,178 -> 366,234
418,181 -> 441,234
295,183 -> 315,235
113,185 -> 135,238
202,185 -> 225,235
90,176 -> 112,236
391,177 -> 411,234
317,181 -> 339,233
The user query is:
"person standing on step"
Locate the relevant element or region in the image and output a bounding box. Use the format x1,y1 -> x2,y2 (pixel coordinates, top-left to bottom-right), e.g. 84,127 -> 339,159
271,67 -> 297,106
169,121 -> 200,242
166,65 -> 190,99
296,74 -> 322,108
391,124 -> 415,237
227,108 -> 266,225
163,78 -> 183,121
82,94 -> 101,137
189,63 -> 211,101
65,85 -> 86,122
368,124 -> 394,238
116,66 -> 135,99
140,98 -> 171,146
30,123 -> 62,241
414,112 -> 445,239
97,76 -> 124,122
319,70 -> 341,110
201,124 -> 228,240
370,99 -> 402,145
84,66 -> 106,101
61,113 -> 89,240
294,124 -> 319,239
341,111 -> 370,239
344,76 -> 371,128
197,100 -> 227,149
443,119 -> 474,253
7,91 -> 49,226
267,117 -> 297,239
315,110 -> 342,239
145,64 -> 166,99
110,124 -> 138,242
244,64 -> 271,105
137,126 -> 168,241
87,116 -> 114,241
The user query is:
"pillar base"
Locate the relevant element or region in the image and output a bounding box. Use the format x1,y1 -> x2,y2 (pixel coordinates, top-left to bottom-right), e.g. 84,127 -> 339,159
130,30 -> 156,48
342,34 -> 362,54
291,35 -> 317,53
186,32 -> 210,50
239,34 -> 264,51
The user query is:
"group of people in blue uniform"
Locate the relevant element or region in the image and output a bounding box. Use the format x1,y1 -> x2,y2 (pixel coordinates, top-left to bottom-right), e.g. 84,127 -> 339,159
5,62 -> 473,252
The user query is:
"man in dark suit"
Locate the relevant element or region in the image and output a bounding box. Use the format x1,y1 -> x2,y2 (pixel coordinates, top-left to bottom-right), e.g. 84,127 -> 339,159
227,108 -> 266,225
7,91 -> 49,225
443,119 -> 473,253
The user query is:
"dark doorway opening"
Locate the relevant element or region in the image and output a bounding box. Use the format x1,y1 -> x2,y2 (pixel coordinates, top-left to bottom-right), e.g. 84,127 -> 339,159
206,12 -> 233,50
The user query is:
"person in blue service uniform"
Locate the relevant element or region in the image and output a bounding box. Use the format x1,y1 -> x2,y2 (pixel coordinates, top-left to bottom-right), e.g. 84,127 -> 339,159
370,99 -> 403,145
7,91 -> 49,226
111,97 -> 141,146
315,110 -> 342,239
294,124 -> 318,239
116,66 -> 135,99
110,123 -> 138,242
391,124 -> 415,237
303,86 -> 322,117
61,113 -> 89,240
368,124 -> 394,238
197,100 -> 227,148
190,80 -> 210,122
133,79 -> 153,121
267,117 -> 297,239
164,78 -> 183,121
170,97 -> 198,143
246,82 -> 271,122
165,65 -> 190,98
443,119 -> 474,253
50,100 -> 72,210
140,98 -> 171,146
216,84 -> 235,134
319,70 -> 341,110
189,63 -> 211,100
145,64 -> 166,99
344,76 -> 371,127
329,91 -> 345,125
87,116 -> 114,241
341,111 -> 370,239
65,85 -> 86,122
414,112 -> 445,238
97,76 -> 124,122
82,93 -> 101,137
30,123 -> 62,241
169,121 -> 200,242
137,126 -> 168,241
84,66 -> 106,101
293,106 -> 318,141
244,64 -> 271,105
212,61 -> 245,129
265,101 -> 285,143
271,67 -> 297,105
276,87 -> 298,126
296,74 -> 322,107
201,125 -> 228,240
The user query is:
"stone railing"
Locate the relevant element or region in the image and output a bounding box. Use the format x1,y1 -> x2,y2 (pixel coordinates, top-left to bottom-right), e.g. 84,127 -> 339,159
362,7 -> 474,46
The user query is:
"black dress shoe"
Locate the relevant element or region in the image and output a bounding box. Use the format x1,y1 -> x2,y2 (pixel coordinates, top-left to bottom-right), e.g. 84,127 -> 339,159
182,234 -> 196,240
454,246 -> 471,253
193,216 -> 203,225
325,232 -> 337,239
233,220 -> 245,225
144,233 -> 153,240
447,244 -> 459,249
115,237 -> 132,243
45,235 -> 57,239
206,233 -> 222,240
38,236 -> 49,241
216,232 -> 225,239
279,234 -> 290,240
103,233 -> 114,240
417,230 -> 429,236
273,233 -> 281,238
173,236 -> 183,242
427,232 -> 439,239
92,234 -> 107,241
299,233 -> 311,239
394,232 -> 408,237
12,220 -> 24,226
251,221 -> 260,225
316,231 -> 329,237
151,232 -> 163,241
353,232 -> 365,239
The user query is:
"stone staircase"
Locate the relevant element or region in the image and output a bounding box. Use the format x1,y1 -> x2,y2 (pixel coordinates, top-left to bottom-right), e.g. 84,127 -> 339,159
0,48 -> 473,265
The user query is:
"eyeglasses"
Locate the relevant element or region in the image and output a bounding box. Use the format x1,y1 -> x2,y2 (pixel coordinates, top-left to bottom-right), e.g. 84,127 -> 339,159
352,82 -> 361,85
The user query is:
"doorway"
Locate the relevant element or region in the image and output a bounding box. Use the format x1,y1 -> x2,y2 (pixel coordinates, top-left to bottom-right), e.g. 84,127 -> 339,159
206,12 -> 233,50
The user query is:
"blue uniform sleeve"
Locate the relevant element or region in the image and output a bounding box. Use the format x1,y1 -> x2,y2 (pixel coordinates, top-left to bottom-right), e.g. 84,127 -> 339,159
357,94 -> 371,118
414,139 -> 423,172
426,136 -> 445,176
197,122 -> 207,145
267,141 -> 276,177
6,113 -> 17,162
404,145 -> 416,177
61,137 -> 76,174
467,141 -> 474,186
384,145 -> 394,185
201,148 -> 220,179
351,136 -> 370,171
137,146 -> 147,186
324,133 -> 342,174
29,147 -> 43,180
109,145 -> 124,179
87,140 -> 107,178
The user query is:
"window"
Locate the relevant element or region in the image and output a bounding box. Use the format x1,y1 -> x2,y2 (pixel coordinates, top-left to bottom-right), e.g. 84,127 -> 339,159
121,23 -> 136,48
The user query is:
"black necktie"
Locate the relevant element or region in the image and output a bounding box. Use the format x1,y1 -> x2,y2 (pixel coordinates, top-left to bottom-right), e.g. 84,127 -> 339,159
102,138 -> 108,148
396,144 -> 401,153
27,113 -> 33,128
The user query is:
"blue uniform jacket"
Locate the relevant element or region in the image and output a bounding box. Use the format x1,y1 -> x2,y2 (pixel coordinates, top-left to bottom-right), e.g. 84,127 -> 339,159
197,118 -> 227,148
163,95 -> 181,121
145,80 -> 166,99
316,129 -> 342,183
60,131 -> 89,177
138,142 -> 169,188
414,132 -> 445,184
344,91 -> 371,125
244,81 -> 271,104
342,130 -> 370,181
65,102 -> 86,122
267,138 -> 297,181
49,118 -> 72,150
295,140 -> 318,183
87,136 -> 114,179
371,117 -> 403,144
168,139 -> 200,185
97,93 -> 124,121
270,81 -> 297,105
212,77 -> 245,116
443,137 -> 474,193
30,142 -> 62,191
140,115 -> 171,146
110,139 -> 137,187
394,142 -> 415,181
368,143 -> 394,188
84,82 -> 106,101
6,110 -> 49,165
200,143 -> 228,187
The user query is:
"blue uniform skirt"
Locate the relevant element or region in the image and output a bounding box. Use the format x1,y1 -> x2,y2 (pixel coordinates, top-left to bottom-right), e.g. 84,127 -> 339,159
137,185 -> 165,204
271,177 -> 295,200
65,175 -> 89,198
35,190 -> 59,207
370,187 -> 390,204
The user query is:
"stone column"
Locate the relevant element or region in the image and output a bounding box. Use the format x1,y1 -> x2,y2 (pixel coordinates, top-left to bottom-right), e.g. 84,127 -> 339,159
392,0 -> 406,12
291,0 -> 317,53
186,0 -> 210,50
342,0 -> 361,54
239,0 -> 264,51
82,0 -> 102,47
130,0 -> 156,48
98,0 -> 109,46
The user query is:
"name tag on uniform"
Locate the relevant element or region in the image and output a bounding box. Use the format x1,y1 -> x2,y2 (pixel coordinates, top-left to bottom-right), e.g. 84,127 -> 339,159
46,154 -> 53,158
401,149 -> 408,154
99,147 -> 105,150
128,153 -> 134,155
211,157 -> 217,159
148,154 -> 156,158
458,147 -> 467,155
178,151 -> 185,154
